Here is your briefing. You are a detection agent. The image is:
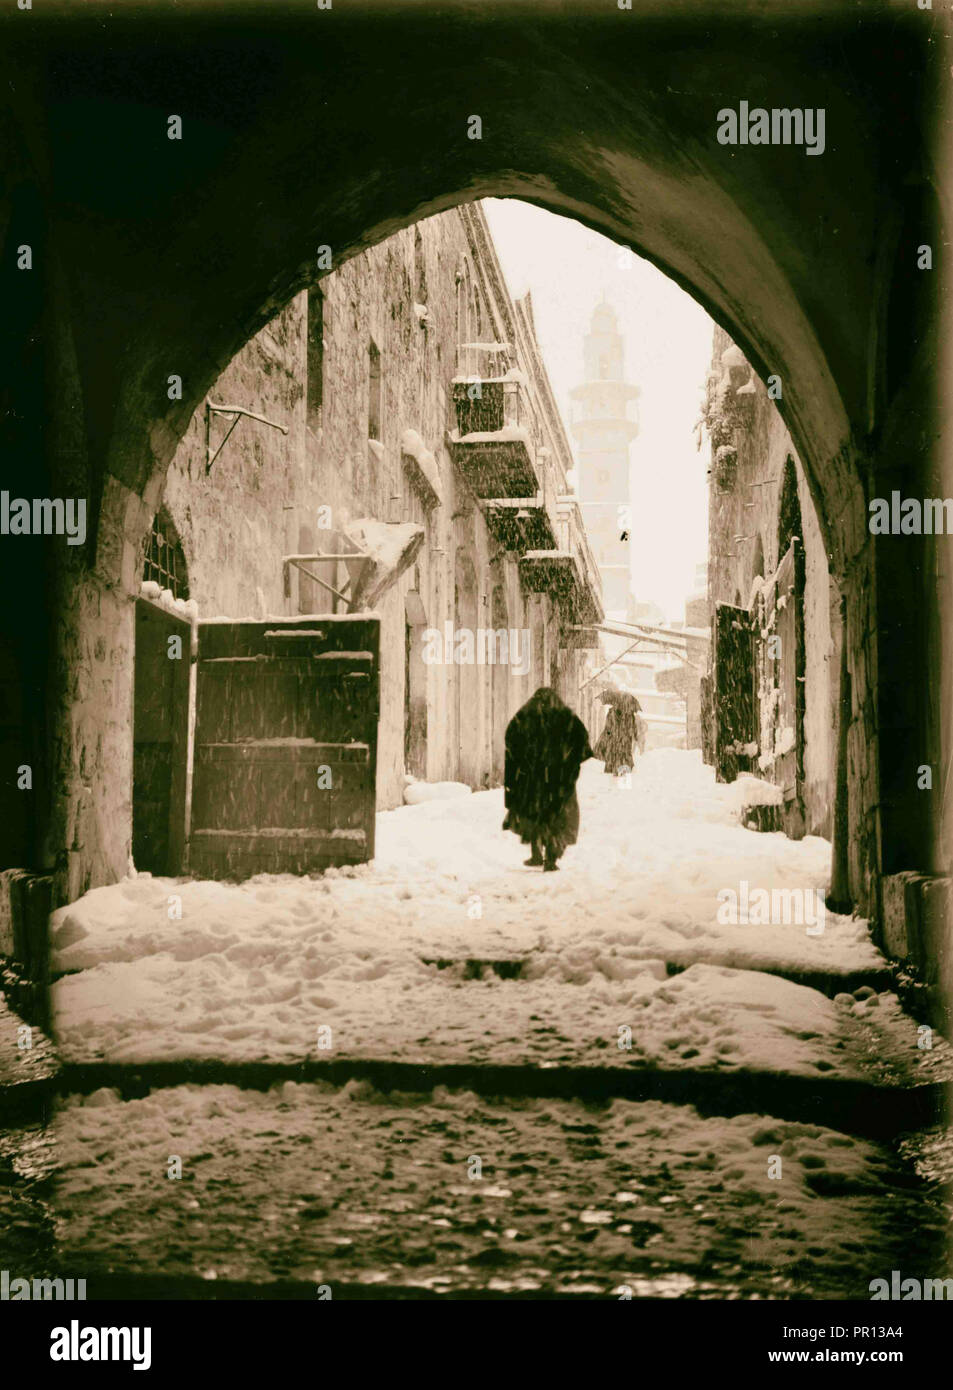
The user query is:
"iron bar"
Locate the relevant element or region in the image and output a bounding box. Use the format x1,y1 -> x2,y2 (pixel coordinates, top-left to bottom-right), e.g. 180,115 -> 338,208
206,401 -> 289,473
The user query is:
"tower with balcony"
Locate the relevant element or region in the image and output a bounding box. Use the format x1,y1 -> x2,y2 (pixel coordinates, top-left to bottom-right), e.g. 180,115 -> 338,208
570,300 -> 639,620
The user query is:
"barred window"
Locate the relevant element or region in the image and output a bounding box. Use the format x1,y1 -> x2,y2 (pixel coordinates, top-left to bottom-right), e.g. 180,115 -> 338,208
143,508 -> 189,599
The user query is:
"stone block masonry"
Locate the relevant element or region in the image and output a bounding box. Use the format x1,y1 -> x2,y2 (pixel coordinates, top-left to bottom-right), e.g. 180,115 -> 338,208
704,326 -> 838,843
52,203 -> 599,896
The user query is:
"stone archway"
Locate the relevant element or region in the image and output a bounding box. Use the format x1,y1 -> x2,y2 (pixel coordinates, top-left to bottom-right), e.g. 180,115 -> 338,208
133,507 -> 191,877
2,3 -> 948,921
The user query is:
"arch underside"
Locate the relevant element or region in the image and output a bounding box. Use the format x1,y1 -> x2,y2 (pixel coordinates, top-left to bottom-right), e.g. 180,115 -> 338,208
12,4 -> 924,580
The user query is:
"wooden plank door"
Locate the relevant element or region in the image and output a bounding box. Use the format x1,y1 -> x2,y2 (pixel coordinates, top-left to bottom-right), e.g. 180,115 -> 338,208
713,601 -> 756,783
188,616 -> 379,879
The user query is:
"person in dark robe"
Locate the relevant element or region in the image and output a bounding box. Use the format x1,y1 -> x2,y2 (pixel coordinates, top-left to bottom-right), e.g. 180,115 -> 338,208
502,686 -> 594,871
594,695 -> 646,775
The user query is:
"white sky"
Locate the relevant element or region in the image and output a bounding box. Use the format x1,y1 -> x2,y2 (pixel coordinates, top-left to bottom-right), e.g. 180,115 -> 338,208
482,198 -> 713,623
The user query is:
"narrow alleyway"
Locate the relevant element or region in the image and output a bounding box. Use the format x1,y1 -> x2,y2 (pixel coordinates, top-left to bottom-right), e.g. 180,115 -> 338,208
35,751 -> 952,1297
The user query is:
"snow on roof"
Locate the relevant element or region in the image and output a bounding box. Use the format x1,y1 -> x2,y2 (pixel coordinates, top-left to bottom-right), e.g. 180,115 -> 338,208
346,517 -> 425,573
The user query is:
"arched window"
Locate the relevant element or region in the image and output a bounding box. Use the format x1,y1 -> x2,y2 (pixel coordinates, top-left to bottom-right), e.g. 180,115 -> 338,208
413,225 -> 428,305
777,456 -> 802,559
455,258 -> 472,372
143,507 -> 189,599
471,285 -> 484,341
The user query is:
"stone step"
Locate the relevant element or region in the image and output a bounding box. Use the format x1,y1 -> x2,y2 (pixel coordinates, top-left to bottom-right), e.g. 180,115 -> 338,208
421,953 -> 895,1000
53,1080 -> 948,1301
55,1056 -> 943,1140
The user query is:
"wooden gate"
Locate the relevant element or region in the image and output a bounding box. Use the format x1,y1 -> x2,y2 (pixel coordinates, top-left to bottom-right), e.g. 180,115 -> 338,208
188,616 -> 379,879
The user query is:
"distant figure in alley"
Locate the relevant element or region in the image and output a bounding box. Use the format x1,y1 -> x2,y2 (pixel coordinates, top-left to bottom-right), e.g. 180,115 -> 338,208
594,689 -> 646,776
503,686 -> 594,872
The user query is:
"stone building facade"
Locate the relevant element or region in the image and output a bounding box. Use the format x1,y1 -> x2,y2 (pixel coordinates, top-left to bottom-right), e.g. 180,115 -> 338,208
703,326 -> 839,841
59,201 -> 603,894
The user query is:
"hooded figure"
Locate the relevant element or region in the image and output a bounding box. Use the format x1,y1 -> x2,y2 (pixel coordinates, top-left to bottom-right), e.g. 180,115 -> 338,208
503,687 -> 594,871
594,694 -> 646,775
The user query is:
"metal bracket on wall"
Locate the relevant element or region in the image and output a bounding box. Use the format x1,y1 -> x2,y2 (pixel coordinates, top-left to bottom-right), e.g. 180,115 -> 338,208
205,400 -> 289,474
282,548 -> 372,614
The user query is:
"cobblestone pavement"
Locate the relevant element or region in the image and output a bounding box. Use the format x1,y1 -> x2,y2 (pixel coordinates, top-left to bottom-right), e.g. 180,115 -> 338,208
52,1080 -> 949,1299
12,754 -> 953,1298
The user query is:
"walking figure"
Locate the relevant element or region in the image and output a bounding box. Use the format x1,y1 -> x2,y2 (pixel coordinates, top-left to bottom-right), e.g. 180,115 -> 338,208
503,686 -> 594,872
594,690 -> 646,775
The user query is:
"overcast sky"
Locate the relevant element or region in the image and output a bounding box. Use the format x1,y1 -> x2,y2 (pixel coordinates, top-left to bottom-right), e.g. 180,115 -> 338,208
482,197 -> 713,623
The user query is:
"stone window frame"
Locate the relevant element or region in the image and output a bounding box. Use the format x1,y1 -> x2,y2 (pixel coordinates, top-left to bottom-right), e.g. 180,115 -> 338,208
142,507 -> 189,600
368,339 -> 382,443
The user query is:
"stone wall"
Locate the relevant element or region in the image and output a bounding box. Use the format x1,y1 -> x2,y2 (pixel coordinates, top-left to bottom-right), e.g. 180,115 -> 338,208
706,327 -> 838,840
163,292 -> 308,620
51,203 -> 598,897
161,208 -> 589,814
0,868 -> 52,1028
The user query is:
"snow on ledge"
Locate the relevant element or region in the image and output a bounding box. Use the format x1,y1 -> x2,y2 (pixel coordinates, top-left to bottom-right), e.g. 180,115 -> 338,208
402,779 -> 472,806
199,612 -> 381,624
451,425 -> 531,445
139,581 -> 198,622
730,773 -> 785,810
400,429 -> 441,497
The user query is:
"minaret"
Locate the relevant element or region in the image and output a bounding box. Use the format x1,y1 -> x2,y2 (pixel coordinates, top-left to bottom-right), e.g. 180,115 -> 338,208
570,301 -> 639,620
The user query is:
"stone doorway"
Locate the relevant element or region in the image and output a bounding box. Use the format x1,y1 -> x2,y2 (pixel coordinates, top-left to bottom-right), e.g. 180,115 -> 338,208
132,598 -> 191,876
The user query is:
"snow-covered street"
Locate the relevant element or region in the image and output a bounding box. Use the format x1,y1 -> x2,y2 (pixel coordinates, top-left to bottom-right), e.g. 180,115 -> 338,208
51,751 -> 907,1072
49,750 -> 950,1297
